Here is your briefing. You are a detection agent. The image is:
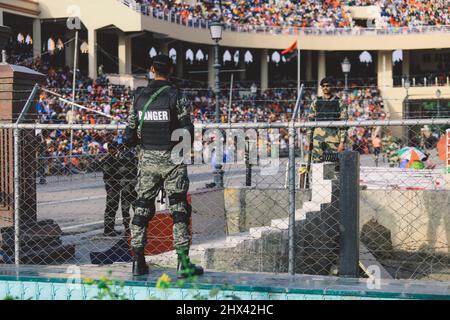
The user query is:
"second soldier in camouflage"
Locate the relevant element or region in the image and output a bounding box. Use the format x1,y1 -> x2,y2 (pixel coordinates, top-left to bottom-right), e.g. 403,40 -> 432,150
308,76 -> 348,163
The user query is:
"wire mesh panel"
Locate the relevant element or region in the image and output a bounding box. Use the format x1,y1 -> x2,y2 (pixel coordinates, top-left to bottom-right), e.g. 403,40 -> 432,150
0,121 -> 449,284
358,125 -> 450,281
0,128 -> 13,228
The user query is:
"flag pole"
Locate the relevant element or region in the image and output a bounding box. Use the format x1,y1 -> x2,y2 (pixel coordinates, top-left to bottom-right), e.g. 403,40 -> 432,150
297,47 -> 300,100
69,30 -> 79,167
297,46 -> 301,152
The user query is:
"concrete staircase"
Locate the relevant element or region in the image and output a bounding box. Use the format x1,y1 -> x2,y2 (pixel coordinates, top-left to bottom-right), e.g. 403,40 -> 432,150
199,163 -> 341,275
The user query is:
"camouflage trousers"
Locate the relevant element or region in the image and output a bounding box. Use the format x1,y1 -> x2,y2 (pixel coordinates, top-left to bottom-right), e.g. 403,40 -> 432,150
311,128 -> 341,163
130,149 -> 191,249
104,182 -> 135,232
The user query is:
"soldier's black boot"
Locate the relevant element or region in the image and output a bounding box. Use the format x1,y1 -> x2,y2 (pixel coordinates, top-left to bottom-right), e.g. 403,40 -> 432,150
132,247 -> 149,276
176,245 -> 203,279
104,215 -> 121,237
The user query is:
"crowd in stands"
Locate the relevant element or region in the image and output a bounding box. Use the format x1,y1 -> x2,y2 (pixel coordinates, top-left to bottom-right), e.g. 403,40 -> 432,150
130,0 -> 449,30
34,75 -> 386,174
188,80 -> 386,155
378,0 -> 450,28
133,0 -> 353,29
6,40 -> 388,174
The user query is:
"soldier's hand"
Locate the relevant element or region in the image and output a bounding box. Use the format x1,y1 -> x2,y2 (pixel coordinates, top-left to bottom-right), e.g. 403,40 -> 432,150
338,143 -> 345,152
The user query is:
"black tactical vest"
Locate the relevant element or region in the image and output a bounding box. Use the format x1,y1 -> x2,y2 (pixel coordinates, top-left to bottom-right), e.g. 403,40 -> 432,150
314,96 -> 341,121
134,81 -> 180,151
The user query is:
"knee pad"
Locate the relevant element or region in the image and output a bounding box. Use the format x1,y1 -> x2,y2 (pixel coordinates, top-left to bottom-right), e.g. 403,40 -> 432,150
134,197 -> 155,211
172,211 -> 190,224
168,193 -> 186,206
132,215 -> 149,228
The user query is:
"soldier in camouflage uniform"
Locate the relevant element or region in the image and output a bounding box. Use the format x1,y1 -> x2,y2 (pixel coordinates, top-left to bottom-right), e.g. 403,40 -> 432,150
125,55 -> 203,278
382,135 -> 401,167
101,141 -> 137,236
308,77 -> 347,162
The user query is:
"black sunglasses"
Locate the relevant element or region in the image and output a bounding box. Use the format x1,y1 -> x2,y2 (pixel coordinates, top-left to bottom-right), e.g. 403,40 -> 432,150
321,84 -> 331,88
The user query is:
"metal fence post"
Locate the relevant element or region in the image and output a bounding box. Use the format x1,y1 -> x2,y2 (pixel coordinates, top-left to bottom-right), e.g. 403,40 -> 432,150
339,150 -> 360,278
245,139 -> 252,186
13,126 -> 20,266
288,124 -> 296,275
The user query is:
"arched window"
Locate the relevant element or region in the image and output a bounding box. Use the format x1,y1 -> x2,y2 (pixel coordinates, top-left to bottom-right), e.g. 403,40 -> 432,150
169,48 -> 177,63
244,50 -> 253,63
359,51 -> 372,64
149,47 -> 157,58
17,33 -> 24,43
392,49 -> 403,63
233,50 -> 239,64
223,50 -> 232,63
47,38 -> 55,54
185,49 -> 194,63
271,51 -> 281,64
195,49 -> 205,61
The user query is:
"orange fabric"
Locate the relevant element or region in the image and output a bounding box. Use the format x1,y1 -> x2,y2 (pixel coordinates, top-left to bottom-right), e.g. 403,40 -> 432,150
407,151 -> 420,168
373,137 -> 382,148
437,134 -> 447,161
281,40 -> 297,55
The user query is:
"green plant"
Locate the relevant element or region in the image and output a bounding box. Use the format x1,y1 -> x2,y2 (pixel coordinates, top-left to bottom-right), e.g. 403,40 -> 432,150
83,270 -> 129,300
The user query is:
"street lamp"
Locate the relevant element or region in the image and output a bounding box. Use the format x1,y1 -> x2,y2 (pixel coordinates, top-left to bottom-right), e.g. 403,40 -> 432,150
341,57 -> 351,94
404,78 -> 411,115
210,20 -> 222,123
435,89 -> 441,118
210,19 -> 224,187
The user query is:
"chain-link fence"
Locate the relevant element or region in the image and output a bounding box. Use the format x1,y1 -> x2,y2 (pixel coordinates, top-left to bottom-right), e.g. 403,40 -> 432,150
0,118 -> 449,283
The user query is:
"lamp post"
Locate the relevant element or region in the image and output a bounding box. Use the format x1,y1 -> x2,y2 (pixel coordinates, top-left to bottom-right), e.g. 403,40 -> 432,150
210,20 -> 224,187
404,78 -> 411,116
435,89 -> 441,118
341,57 -> 351,95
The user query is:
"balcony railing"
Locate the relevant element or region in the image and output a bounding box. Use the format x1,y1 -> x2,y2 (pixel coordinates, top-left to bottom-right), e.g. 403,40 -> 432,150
118,0 -> 450,36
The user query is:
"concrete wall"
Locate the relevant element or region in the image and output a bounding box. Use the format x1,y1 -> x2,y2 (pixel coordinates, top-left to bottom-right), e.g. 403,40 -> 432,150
377,85 -> 450,137
190,189 -> 227,243
345,6 -> 379,20
223,188 -> 309,234
106,74 -> 148,89
360,190 -> 450,253
0,0 -> 40,17
190,188 -> 309,241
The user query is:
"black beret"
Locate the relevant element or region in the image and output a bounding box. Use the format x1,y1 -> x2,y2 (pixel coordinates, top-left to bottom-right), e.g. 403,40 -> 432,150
320,76 -> 336,86
151,54 -> 172,67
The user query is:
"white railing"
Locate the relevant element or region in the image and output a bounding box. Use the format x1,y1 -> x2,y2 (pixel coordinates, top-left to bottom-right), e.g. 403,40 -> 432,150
117,0 -> 450,36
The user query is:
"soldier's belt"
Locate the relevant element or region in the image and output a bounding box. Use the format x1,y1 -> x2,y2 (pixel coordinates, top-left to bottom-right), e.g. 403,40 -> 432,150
323,151 -> 340,163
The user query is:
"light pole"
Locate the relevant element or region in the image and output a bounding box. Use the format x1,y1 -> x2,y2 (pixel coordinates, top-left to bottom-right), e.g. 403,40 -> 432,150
341,57 -> 351,95
435,88 -> 441,118
435,89 -> 442,137
404,78 -> 411,116
210,20 -> 224,187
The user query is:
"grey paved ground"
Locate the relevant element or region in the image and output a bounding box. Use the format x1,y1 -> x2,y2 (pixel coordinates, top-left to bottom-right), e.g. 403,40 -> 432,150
33,153 -> 448,265
37,153 -> 445,233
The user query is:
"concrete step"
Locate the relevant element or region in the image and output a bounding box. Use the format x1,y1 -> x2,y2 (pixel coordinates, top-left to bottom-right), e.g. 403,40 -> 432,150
249,226 -> 277,238
270,218 -> 289,229
311,184 -> 333,203
225,233 -> 253,244
301,201 -> 322,212
196,237 -> 236,250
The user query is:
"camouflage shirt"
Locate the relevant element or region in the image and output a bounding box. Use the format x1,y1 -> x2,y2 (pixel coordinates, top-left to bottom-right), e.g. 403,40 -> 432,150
307,95 -> 348,144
